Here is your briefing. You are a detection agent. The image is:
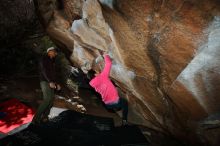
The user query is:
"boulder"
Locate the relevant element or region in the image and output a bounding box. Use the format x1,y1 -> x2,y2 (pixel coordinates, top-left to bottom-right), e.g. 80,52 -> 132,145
35,0 -> 220,145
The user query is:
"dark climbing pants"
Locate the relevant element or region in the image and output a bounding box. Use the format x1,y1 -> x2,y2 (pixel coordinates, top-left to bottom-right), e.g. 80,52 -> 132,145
106,97 -> 128,121
32,81 -> 54,123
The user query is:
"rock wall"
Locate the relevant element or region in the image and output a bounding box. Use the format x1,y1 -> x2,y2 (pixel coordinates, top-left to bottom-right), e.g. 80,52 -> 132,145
35,0 -> 220,145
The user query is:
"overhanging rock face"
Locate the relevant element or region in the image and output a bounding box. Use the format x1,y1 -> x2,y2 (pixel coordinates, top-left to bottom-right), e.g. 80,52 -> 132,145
36,0 -> 220,145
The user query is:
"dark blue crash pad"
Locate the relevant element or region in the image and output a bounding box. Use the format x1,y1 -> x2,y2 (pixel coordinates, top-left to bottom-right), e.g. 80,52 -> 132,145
0,110 -> 148,146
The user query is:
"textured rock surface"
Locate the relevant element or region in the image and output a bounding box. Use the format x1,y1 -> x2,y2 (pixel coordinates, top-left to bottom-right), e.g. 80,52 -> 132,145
35,0 -> 220,145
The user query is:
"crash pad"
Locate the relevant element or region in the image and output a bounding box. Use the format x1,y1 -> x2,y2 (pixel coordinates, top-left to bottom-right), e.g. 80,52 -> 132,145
0,98 -> 35,134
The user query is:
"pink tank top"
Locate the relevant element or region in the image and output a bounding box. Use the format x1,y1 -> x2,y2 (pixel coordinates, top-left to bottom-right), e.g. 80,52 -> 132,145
89,55 -> 119,104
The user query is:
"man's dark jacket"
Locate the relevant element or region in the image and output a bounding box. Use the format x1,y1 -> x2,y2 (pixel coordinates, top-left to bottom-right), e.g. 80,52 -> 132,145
39,55 -> 56,82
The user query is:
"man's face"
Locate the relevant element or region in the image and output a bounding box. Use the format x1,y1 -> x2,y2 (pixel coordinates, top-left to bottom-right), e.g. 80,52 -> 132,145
48,50 -> 57,58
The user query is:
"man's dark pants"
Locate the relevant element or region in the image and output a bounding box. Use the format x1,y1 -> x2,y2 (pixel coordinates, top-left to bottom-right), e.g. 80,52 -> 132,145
32,81 -> 54,123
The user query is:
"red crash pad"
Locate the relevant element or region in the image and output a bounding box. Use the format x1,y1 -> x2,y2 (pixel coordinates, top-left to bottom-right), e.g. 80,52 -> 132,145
0,98 -> 35,134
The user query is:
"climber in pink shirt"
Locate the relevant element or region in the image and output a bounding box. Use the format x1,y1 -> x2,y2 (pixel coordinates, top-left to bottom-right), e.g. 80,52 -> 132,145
89,54 -> 128,125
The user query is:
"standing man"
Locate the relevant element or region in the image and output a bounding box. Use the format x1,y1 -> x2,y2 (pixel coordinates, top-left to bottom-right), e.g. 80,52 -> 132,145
32,47 -> 61,124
